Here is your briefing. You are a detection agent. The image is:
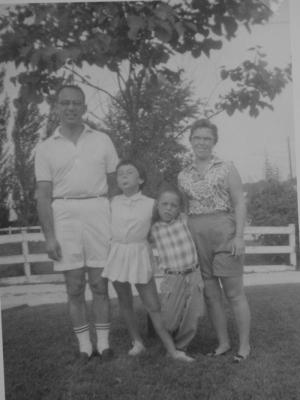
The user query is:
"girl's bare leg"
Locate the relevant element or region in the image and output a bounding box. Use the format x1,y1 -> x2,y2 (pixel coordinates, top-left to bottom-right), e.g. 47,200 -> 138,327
113,281 -> 144,349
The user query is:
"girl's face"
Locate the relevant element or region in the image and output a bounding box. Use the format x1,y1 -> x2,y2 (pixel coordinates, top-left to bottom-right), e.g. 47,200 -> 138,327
117,164 -> 144,196
157,191 -> 181,223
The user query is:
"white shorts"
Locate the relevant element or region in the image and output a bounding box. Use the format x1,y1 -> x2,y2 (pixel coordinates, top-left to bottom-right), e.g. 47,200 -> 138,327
52,198 -> 111,271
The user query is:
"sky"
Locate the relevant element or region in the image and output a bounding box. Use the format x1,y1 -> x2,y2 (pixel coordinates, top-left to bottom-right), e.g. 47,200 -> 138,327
0,0 -> 295,183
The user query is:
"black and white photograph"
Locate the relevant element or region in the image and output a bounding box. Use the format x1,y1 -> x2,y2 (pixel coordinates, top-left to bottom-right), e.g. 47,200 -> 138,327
0,0 -> 300,399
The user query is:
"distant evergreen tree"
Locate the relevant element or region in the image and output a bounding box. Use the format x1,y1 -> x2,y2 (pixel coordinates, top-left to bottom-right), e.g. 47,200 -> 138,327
11,96 -> 45,225
264,156 -> 280,181
0,69 -> 11,227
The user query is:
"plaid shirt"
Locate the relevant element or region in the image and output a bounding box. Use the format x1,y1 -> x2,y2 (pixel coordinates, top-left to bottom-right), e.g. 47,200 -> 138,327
151,214 -> 198,273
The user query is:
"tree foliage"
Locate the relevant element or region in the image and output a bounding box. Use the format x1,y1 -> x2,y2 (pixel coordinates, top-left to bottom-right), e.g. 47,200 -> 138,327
0,1 -> 291,122
0,0 -> 293,225
0,1 -> 282,106
246,177 -> 298,263
247,178 -> 298,227
216,47 -> 291,117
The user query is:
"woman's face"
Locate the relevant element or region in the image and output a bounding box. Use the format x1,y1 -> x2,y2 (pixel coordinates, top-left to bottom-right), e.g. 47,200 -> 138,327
190,127 -> 215,160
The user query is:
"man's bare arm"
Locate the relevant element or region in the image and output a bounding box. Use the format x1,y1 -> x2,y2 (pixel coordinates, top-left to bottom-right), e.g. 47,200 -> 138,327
36,181 -> 61,261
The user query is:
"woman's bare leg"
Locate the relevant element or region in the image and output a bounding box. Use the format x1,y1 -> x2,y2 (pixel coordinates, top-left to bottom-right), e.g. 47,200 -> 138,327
221,276 -> 251,357
204,277 -> 231,354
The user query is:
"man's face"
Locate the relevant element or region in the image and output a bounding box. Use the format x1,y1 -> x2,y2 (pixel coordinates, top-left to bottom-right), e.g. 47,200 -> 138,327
56,88 -> 86,126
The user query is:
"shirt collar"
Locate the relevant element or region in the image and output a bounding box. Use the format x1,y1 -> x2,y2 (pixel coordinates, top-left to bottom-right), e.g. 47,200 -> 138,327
158,213 -> 183,227
52,124 -> 93,139
188,154 -> 222,171
121,191 -> 143,203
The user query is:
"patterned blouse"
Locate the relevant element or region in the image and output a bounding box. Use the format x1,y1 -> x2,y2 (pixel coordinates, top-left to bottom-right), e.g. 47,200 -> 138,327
178,155 -> 233,215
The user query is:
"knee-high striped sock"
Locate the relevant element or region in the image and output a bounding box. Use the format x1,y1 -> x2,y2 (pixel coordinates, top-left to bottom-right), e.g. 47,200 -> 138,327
74,324 -> 92,356
95,323 -> 110,353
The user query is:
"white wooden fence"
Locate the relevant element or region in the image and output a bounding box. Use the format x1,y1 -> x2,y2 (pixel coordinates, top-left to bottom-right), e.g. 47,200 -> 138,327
0,224 -> 297,284
243,225 -> 297,271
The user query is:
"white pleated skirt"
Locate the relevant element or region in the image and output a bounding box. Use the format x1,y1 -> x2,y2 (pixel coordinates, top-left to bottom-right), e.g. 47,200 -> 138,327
102,241 -> 154,284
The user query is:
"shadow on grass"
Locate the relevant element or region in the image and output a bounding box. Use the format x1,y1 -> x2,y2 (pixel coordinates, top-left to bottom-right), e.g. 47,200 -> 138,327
3,284 -> 300,400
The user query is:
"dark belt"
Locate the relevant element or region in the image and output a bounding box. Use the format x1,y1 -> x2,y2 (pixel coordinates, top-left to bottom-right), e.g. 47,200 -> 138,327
164,265 -> 199,276
52,195 -> 107,200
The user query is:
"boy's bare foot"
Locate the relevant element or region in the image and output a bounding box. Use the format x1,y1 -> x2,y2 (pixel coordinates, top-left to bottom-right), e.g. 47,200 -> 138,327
128,341 -> 146,356
171,350 -> 195,362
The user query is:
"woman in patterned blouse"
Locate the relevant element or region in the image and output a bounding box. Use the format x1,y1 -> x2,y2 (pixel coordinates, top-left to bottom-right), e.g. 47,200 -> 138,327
178,118 -> 251,363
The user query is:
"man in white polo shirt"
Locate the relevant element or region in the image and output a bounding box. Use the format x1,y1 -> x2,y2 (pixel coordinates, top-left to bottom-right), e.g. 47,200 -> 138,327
35,85 -> 119,363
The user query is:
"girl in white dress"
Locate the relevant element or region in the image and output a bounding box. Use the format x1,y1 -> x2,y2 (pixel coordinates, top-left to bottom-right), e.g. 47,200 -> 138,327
102,159 -> 194,362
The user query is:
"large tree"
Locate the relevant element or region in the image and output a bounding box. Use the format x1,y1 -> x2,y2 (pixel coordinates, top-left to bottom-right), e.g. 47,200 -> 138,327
0,1 -> 290,113
0,1 -> 292,224
103,68 -> 201,194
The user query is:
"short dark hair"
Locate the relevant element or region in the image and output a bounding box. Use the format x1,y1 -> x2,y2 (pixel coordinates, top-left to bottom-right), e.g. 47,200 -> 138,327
55,85 -> 86,103
189,118 -> 218,144
116,159 -> 147,189
152,182 -> 184,223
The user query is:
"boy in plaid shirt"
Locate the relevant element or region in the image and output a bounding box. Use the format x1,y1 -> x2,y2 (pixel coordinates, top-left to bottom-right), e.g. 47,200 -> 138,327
151,185 -> 205,351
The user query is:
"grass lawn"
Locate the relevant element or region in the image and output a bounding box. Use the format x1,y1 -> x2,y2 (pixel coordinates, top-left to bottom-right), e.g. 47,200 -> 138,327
3,284 -> 300,400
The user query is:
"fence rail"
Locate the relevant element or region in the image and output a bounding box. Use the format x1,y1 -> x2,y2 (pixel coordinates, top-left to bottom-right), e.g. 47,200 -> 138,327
0,224 -> 297,285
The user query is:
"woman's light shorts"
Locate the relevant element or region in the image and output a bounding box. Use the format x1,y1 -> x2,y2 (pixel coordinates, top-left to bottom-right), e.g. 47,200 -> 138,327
52,198 -> 111,271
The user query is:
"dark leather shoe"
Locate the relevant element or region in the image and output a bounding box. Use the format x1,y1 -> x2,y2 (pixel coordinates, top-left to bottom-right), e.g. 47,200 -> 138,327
77,352 -> 90,366
77,351 -> 100,365
100,348 -> 114,361
89,350 -> 101,360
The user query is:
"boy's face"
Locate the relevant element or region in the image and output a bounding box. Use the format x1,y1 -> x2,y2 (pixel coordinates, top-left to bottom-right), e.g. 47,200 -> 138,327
157,192 -> 180,223
117,164 -> 143,194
